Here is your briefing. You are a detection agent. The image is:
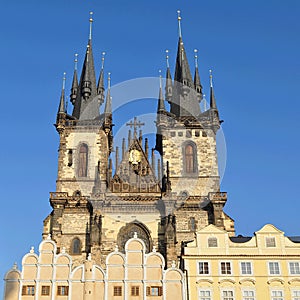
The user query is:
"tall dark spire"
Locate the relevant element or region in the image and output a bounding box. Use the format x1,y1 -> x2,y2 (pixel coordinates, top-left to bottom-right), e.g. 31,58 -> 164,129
104,72 -> 112,115
170,10 -> 200,117
72,12 -> 99,120
157,71 -> 166,112
209,70 -> 217,110
58,72 -> 66,114
165,50 -> 173,103
97,52 -> 105,105
193,49 -> 203,102
174,11 -> 193,87
70,54 -> 79,105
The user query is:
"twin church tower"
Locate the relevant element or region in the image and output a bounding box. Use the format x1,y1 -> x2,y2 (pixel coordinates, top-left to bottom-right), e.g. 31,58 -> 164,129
45,11 -> 234,269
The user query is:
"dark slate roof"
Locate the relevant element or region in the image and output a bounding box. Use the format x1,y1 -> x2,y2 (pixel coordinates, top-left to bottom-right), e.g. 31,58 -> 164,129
288,236 -> 300,243
229,236 -> 252,243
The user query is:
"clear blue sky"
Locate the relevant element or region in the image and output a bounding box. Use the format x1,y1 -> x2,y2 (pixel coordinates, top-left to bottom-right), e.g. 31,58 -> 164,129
1,0 -> 299,294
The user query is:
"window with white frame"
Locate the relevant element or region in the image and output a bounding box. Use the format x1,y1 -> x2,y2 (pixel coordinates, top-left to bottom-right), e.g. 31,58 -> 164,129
222,290 -> 234,300
198,289 -> 212,300
271,290 -> 283,300
268,262 -> 280,275
220,262 -> 232,275
240,262 -> 252,275
289,262 -> 300,275
266,237 -> 276,247
198,261 -> 210,274
242,290 -> 255,300
292,290 -> 300,300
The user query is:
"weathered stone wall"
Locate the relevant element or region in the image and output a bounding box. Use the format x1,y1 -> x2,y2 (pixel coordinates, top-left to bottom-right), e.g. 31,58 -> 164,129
56,128 -> 108,196
162,127 -> 219,196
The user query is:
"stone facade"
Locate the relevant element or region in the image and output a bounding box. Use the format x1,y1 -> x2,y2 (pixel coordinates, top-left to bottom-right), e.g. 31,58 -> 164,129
39,13 -> 235,272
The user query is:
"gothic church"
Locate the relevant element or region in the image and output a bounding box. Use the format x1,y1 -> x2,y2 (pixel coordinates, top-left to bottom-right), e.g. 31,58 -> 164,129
44,12 -> 234,268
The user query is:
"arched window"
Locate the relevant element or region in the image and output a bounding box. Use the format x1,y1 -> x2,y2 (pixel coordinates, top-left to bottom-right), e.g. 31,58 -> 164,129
71,238 -> 81,254
184,143 -> 197,174
78,144 -> 88,177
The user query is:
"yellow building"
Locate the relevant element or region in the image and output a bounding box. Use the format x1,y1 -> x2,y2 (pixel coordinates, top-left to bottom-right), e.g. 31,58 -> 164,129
182,224 -> 300,300
4,234 -> 185,300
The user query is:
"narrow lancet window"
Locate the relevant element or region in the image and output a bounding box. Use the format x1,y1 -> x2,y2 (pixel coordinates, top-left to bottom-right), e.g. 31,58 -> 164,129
78,144 -> 88,177
71,238 -> 81,254
184,143 -> 197,174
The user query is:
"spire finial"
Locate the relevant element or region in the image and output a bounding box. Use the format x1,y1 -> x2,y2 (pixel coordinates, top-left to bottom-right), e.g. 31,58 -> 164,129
177,10 -> 182,38
74,53 -> 78,71
194,49 -> 198,68
165,49 -> 170,68
62,72 -> 66,90
101,52 -> 106,69
108,72 -> 111,89
159,69 -> 162,89
89,11 -> 94,40
209,69 -> 213,87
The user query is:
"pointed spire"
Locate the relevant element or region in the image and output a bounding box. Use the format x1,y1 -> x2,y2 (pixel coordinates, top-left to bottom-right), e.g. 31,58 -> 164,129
145,138 -> 149,159
58,72 -> 66,114
104,72 -> 112,114
194,49 -> 203,101
165,50 -> 173,102
157,70 -> 166,112
157,158 -> 161,183
122,138 -> 126,160
97,52 -> 105,104
128,129 -> 132,146
70,54 -> 79,105
177,10 -> 182,38
89,12 -> 93,40
209,69 -> 217,110
151,148 -> 155,174
174,10 -> 193,86
72,12 -> 98,120
115,146 -> 119,170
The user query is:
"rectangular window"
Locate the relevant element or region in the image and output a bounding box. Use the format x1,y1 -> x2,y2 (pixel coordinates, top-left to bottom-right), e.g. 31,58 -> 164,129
266,237 -> 276,247
222,290 -> 234,300
221,262 -> 232,275
199,290 -> 212,300
22,285 -> 35,296
146,286 -> 162,296
271,290 -> 283,300
41,285 -> 50,296
113,286 -> 122,296
208,237 -> 218,247
131,286 -> 139,296
292,290 -> 300,300
57,286 -> 69,296
290,262 -> 300,274
269,262 -> 280,275
242,290 -> 255,300
198,262 -> 209,274
240,262 -> 252,275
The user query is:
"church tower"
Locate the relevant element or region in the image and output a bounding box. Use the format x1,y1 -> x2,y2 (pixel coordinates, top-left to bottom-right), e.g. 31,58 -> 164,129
43,11 -> 234,269
155,12 -> 234,264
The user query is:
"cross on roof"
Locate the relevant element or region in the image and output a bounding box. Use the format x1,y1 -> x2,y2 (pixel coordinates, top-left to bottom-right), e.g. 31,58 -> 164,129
126,117 -> 145,139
